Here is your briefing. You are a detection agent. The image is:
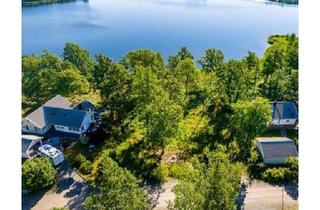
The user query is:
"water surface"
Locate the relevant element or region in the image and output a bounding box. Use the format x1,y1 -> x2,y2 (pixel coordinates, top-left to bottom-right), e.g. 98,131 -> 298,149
22,0 -> 298,60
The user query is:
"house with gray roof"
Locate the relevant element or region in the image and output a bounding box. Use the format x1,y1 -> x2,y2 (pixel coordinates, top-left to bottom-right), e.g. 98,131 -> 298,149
22,95 -> 95,136
269,101 -> 298,127
256,137 -> 298,165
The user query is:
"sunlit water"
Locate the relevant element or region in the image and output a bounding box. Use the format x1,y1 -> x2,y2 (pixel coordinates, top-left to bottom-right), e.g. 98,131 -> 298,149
22,0 -> 298,60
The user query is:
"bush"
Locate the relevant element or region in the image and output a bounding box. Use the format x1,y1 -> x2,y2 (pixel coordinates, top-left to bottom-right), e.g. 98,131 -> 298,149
169,162 -> 193,180
150,163 -> 169,182
73,153 -> 87,168
262,167 -> 287,183
286,157 -> 298,183
79,160 -> 93,175
22,157 -> 57,192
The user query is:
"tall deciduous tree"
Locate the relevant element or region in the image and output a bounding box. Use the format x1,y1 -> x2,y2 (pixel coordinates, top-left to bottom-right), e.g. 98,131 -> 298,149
132,66 -> 183,153
119,49 -> 165,79
229,97 -> 271,160
63,42 -> 95,79
198,48 -> 224,73
168,47 -> 194,70
99,63 -> 133,123
171,149 -> 242,210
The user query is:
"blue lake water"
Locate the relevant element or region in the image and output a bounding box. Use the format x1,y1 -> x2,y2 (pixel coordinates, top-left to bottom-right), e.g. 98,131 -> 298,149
22,0 -> 298,61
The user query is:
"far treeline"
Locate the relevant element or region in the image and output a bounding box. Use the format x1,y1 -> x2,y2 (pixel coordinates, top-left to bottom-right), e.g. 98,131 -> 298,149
22,34 -> 298,210
22,0 -> 88,7
270,0 -> 298,4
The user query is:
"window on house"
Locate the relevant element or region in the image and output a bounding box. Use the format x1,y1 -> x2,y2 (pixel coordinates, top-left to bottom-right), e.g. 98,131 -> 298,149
25,126 -> 29,130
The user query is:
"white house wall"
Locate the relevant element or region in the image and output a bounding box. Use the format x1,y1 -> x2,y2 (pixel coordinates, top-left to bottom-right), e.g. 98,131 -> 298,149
54,125 -> 81,134
80,112 -> 94,133
271,119 -> 297,126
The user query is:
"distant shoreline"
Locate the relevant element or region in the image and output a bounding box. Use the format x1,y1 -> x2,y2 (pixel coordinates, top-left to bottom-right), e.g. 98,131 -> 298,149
22,0 -> 87,7
268,0 -> 298,5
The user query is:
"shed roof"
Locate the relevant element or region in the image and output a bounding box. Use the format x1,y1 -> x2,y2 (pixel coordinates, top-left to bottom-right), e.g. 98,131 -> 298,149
25,95 -> 72,128
257,137 -> 298,161
43,106 -> 87,128
22,135 -> 42,153
270,101 -> 298,120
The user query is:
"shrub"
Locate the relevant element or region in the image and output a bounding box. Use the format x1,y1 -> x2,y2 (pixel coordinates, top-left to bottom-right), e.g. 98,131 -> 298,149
73,153 -> 87,168
286,157 -> 298,183
262,167 -> 287,183
150,163 -> 169,182
169,162 -> 192,180
22,157 -> 57,192
79,160 -> 93,175
248,162 -> 266,179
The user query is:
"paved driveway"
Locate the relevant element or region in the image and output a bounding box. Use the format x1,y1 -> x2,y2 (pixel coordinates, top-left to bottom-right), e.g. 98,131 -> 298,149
240,180 -> 298,210
22,161 -> 93,210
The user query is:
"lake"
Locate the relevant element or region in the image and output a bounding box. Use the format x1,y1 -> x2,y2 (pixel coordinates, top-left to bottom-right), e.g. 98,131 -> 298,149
22,0 -> 298,61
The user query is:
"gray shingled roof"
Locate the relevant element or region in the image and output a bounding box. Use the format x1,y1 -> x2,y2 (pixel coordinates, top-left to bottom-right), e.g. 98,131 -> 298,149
43,106 -> 87,128
25,95 -> 72,128
258,138 -> 298,160
270,101 -> 298,120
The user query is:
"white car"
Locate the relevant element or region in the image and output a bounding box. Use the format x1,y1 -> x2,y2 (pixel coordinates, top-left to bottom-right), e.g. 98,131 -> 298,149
38,144 -> 64,166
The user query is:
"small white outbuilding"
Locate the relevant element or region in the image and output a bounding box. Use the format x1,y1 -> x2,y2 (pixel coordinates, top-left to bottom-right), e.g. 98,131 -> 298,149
22,135 -> 43,159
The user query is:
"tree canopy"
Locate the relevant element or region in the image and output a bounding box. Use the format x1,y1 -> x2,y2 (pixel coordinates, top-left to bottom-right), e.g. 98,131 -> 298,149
22,157 -> 56,192
84,157 -> 149,210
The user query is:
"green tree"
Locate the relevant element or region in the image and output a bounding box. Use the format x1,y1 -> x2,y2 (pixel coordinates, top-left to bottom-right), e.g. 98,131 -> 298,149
99,63 -> 133,123
62,42 -> 95,78
174,58 -> 199,97
229,98 -> 271,160
54,67 -> 90,97
119,49 -> 165,79
198,48 -> 224,73
84,157 -> 149,210
132,66 -> 183,153
93,54 -> 114,90
22,158 -> 56,192
168,47 -> 194,70
171,150 -> 241,210
242,51 -> 261,97
261,42 -> 288,100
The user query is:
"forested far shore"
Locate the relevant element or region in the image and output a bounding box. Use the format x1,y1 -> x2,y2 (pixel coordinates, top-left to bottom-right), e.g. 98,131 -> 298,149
269,0 -> 298,4
22,33 -> 298,209
22,0 -> 88,7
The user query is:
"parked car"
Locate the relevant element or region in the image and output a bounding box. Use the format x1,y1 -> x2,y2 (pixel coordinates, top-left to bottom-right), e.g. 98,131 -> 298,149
38,144 -> 64,166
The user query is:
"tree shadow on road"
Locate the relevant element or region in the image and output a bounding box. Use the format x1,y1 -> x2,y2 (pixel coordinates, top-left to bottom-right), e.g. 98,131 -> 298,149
237,179 -> 252,210
64,181 -> 87,198
56,177 -> 75,194
65,184 -> 96,210
22,189 -> 47,210
284,184 -> 298,200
